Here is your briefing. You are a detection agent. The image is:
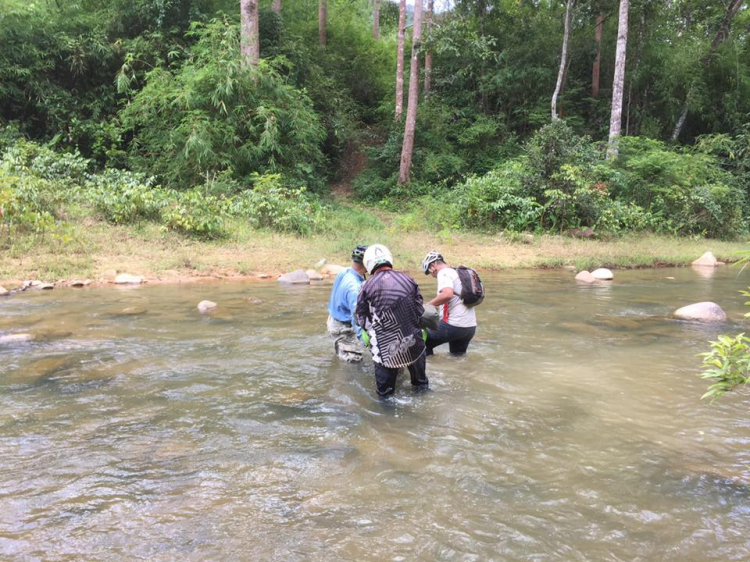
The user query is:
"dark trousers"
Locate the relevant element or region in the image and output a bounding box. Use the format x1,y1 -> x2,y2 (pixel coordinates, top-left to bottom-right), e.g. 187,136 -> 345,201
426,321 -> 476,356
373,353 -> 428,397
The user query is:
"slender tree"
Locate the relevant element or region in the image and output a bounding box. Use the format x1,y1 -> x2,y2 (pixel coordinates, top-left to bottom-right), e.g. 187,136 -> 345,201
319,0 -> 327,47
398,0 -> 424,184
424,0 -> 434,93
671,0 -> 743,142
240,0 -> 260,67
373,0 -> 380,39
395,0 -> 406,120
552,0 -> 574,120
592,12 -> 604,98
607,0 -> 629,159
272,0 -> 281,14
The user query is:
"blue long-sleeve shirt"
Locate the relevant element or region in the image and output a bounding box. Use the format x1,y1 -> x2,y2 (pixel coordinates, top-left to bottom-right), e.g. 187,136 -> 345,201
327,267 -> 365,338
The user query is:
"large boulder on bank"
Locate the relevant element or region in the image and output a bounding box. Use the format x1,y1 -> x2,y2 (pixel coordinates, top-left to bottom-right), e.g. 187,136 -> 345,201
575,271 -> 597,284
306,269 -> 325,281
320,264 -> 345,277
691,252 -> 719,267
114,274 -> 144,285
0,286 -> 8,296
673,302 -> 726,323
591,268 -> 614,280
197,300 -> 218,313
278,269 -> 310,285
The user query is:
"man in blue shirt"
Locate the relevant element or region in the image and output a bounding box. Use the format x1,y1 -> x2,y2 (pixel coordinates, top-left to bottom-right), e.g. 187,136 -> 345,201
327,245 -> 368,362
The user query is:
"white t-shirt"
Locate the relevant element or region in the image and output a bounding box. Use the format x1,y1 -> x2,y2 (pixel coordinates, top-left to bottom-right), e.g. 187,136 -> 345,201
437,267 -> 477,328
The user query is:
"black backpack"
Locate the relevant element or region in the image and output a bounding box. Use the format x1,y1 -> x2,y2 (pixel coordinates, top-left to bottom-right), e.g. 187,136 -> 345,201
455,265 -> 485,307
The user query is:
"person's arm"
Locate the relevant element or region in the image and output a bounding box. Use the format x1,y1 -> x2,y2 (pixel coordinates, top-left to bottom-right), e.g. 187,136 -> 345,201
347,283 -> 363,339
428,287 -> 453,307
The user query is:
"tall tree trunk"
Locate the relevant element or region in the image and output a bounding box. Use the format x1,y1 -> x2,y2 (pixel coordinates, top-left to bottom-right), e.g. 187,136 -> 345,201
240,0 -> 260,67
398,0 -> 424,184
395,0 -> 406,120
552,0 -> 574,120
671,0 -> 743,142
607,0 -> 629,159
319,0 -> 327,47
592,12 -> 604,98
272,0 -> 281,14
424,0 -> 433,93
373,0 -> 380,39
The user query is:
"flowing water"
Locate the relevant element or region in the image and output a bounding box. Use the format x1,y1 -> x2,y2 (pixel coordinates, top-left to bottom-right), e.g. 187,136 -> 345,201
1,267 -> 749,561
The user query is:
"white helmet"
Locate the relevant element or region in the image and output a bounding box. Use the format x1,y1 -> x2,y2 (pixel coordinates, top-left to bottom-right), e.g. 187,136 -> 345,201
422,250 -> 444,275
363,244 -> 393,275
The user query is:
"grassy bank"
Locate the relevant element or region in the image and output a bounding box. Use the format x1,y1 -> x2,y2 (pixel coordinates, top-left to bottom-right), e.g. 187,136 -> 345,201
1,202 -> 748,288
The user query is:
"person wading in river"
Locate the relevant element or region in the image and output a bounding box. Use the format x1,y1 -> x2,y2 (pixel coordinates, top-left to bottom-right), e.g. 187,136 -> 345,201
356,244 -> 428,397
326,245 -> 368,362
422,250 -> 477,356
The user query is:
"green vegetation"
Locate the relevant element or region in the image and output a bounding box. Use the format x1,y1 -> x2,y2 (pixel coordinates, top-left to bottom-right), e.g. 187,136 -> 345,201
1,0 -> 750,282
699,254 -> 750,402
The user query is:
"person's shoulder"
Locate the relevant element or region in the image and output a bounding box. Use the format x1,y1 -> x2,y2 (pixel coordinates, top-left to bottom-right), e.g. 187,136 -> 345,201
439,267 -> 458,279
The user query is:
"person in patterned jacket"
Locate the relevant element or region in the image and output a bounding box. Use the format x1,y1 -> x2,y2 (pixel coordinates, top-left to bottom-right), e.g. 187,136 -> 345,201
356,244 -> 429,398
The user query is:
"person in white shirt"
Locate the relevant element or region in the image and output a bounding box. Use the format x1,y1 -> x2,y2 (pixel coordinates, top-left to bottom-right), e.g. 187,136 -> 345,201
421,250 -> 477,356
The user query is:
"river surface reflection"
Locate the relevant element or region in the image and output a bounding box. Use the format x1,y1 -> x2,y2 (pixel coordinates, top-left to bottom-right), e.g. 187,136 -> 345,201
1,267 -> 749,561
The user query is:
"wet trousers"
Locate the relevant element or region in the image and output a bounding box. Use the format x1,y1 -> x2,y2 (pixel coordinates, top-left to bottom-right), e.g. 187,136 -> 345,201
425,321 -> 476,356
373,353 -> 428,398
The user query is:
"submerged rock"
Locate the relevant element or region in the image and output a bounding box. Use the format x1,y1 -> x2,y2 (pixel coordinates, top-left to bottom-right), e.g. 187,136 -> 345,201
575,271 -> 597,284
197,300 -> 218,313
243,296 -> 263,305
0,333 -> 34,344
278,269 -> 311,284
114,307 -> 147,316
691,252 -> 719,267
306,269 -> 325,281
115,274 -> 144,285
673,302 -> 726,323
591,268 -> 614,280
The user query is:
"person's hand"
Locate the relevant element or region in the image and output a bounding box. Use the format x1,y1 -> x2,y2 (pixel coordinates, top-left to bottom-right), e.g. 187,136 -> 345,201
360,331 -> 371,347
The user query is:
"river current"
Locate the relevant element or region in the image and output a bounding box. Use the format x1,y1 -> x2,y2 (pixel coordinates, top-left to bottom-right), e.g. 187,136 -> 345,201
1,267 -> 749,561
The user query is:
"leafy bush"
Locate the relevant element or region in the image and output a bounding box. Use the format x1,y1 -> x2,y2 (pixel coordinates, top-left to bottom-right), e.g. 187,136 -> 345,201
161,188 -> 228,239
119,19 -> 326,190
87,168 -> 164,224
454,162 -> 542,232
231,174 -> 324,236
616,137 -> 747,239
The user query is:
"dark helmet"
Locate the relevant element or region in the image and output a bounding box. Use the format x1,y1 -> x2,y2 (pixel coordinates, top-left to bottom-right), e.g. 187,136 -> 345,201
351,245 -> 368,264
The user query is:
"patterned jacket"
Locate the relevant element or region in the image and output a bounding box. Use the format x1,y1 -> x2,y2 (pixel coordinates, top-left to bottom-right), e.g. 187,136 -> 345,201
356,269 -> 426,368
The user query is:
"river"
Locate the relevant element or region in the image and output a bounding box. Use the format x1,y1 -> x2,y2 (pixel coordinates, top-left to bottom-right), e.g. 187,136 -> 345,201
1,267 -> 749,561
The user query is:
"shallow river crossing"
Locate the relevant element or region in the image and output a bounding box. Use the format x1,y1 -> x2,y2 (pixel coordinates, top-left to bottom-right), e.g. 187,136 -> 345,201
1,267 -> 749,561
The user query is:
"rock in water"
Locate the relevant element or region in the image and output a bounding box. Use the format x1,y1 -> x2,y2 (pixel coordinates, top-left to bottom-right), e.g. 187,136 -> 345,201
114,274 -> 144,285
575,271 -> 596,284
591,268 -> 614,280
306,269 -> 324,281
198,300 -> 218,313
0,286 -> 8,296
320,264 -> 345,276
0,333 -> 34,344
278,269 -> 311,285
691,252 -> 718,267
673,302 -> 726,323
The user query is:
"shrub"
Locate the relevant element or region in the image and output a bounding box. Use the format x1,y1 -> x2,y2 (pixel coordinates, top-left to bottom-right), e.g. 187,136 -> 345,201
160,188 -> 228,239
87,168 -> 163,225
231,174 -> 324,236
454,161 -> 541,232
119,19 -> 326,190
